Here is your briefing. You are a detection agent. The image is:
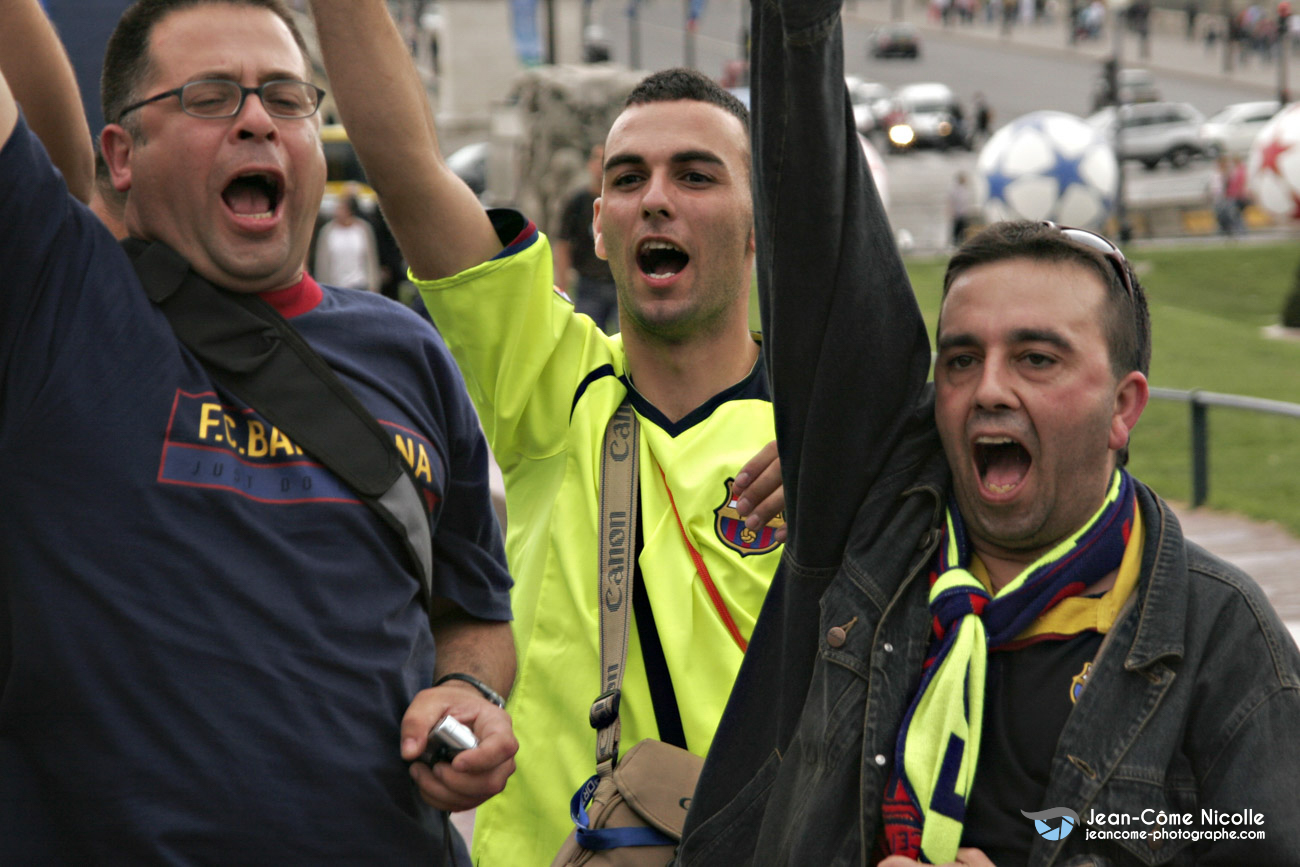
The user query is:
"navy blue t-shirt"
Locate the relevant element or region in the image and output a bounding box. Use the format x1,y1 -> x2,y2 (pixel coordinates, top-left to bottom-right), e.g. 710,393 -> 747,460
0,117 -> 511,864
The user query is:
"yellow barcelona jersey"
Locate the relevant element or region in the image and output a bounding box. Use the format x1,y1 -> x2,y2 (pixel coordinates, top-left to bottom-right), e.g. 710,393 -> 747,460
414,211 -> 782,866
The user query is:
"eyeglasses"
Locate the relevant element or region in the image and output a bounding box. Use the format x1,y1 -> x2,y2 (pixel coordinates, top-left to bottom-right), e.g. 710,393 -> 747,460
117,79 -> 325,122
1042,221 -> 1136,303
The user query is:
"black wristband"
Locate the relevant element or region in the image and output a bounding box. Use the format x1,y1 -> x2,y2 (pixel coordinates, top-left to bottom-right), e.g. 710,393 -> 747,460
434,672 -> 505,708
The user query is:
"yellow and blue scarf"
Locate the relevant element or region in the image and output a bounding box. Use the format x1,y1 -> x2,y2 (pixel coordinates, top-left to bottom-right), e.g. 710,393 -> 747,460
882,470 -> 1136,863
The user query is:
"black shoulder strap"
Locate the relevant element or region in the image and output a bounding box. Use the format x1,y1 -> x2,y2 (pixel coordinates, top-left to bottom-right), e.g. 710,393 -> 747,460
122,238 -> 434,600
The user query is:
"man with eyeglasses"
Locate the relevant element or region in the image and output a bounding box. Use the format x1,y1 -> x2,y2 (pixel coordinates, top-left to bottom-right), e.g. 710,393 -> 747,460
0,1 -> 516,863
679,0 -> 1300,864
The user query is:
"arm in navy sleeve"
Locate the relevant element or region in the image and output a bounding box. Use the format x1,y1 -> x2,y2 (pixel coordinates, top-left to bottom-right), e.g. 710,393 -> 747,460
399,329 -> 517,814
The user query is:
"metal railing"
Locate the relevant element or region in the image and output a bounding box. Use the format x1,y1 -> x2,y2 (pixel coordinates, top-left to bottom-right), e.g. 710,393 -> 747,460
1149,387 -> 1300,507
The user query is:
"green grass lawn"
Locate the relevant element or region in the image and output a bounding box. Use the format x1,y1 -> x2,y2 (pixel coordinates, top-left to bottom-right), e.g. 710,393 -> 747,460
902,241 -> 1300,537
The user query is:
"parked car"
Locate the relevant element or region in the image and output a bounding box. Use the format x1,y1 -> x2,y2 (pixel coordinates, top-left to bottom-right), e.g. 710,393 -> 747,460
883,82 -> 971,151
1090,67 -> 1160,112
1199,100 -> 1282,157
846,76 -> 893,135
868,23 -> 920,59
1087,101 -> 1209,169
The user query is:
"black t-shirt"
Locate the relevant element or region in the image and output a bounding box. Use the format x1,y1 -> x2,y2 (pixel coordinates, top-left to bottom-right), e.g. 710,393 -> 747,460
961,632 -> 1104,866
558,188 -> 614,282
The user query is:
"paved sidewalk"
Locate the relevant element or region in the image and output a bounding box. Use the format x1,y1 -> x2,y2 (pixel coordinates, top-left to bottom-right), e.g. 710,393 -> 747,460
1171,503 -> 1300,640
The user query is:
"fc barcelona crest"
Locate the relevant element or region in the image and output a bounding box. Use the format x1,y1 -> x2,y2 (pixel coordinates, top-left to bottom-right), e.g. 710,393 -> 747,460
714,477 -> 785,556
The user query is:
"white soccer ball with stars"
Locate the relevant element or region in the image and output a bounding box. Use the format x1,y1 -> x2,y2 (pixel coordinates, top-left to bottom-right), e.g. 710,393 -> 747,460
976,111 -> 1118,230
1246,102 -> 1300,220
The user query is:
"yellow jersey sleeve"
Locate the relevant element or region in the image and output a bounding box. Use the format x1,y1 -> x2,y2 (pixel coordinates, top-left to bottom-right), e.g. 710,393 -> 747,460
412,215 -> 620,473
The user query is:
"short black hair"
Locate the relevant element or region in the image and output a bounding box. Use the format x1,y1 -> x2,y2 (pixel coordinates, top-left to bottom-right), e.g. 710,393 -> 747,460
102,0 -> 310,130
624,67 -> 750,130
941,220 -> 1151,380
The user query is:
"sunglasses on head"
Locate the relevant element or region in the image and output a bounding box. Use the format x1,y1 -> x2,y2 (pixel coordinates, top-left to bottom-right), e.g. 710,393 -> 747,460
1041,221 -> 1136,302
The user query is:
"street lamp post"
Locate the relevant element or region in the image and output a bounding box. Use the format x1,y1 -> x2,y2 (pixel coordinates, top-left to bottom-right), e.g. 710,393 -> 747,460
545,0 -> 557,64
740,0 -> 750,64
685,0 -> 698,69
1280,2 -> 1293,103
1111,6 -> 1132,241
1223,0 -> 1235,72
629,1 -> 642,69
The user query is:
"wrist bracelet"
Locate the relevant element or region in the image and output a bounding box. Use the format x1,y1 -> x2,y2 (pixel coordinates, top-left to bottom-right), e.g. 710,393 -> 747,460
434,672 -> 505,708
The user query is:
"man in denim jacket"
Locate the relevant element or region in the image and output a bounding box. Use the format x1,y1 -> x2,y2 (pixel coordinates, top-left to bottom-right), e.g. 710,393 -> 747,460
677,0 -> 1300,864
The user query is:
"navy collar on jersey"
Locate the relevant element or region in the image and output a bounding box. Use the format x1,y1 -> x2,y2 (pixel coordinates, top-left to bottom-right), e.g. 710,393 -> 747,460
571,343 -> 769,437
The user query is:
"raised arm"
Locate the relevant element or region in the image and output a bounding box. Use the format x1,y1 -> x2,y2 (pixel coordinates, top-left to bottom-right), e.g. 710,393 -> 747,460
309,0 -> 501,279
0,0 -> 93,202
753,0 -> 932,569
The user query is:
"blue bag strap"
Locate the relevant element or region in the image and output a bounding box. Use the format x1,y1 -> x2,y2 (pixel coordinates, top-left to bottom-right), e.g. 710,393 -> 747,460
569,775 -> 674,851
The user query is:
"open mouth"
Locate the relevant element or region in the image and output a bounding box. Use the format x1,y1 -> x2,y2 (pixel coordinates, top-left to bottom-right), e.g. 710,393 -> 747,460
222,172 -> 283,220
636,240 -> 690,279
974,435 -> 1031,495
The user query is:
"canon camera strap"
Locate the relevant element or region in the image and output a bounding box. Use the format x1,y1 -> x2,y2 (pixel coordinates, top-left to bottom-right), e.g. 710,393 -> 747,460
591,399 -> 640,772
122,239 -> 433,600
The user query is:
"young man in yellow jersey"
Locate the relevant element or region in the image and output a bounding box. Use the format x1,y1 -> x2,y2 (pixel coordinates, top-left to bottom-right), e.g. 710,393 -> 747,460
309,2 -> 787,863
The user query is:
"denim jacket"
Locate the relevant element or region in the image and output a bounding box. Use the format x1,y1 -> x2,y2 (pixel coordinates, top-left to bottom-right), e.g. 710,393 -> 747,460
678,1 -> 1300,864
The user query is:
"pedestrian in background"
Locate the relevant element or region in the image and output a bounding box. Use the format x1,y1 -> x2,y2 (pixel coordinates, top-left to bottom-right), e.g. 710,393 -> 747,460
554,144 -> 619,332
1209,154 -> 1239,235
973,91 -> 993,142
1225,154 -> 1252,232
314,190 -> 381,291
948,170 -> 976,247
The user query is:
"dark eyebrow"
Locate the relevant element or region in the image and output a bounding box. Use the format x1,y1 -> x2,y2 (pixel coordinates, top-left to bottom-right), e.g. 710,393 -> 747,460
936,329 -> 1073,353
669,149 -> 725,167
191,69 -> 302,84
936,332 -> 980,354
603,152 -> 645,173
603,149 -> 726,173
1009,328 -> 1073,351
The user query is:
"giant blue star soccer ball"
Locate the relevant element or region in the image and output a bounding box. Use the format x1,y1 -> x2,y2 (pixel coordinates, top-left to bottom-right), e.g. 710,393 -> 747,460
976,111 -> 1118,230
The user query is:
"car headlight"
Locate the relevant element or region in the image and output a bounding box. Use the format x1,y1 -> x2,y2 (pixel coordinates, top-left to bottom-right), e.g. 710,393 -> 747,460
938,120 -> 952,136
889,125 -> 915,146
